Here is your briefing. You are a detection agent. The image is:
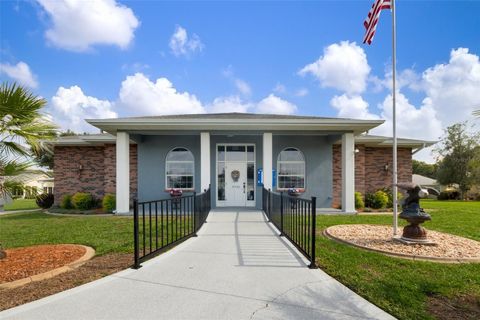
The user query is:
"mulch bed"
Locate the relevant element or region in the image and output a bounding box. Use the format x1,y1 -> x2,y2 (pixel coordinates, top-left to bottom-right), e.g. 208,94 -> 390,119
0,245 -> 86,283
0,253 -> 133,311
325,224 -> 480,262
428,294 -> 480,320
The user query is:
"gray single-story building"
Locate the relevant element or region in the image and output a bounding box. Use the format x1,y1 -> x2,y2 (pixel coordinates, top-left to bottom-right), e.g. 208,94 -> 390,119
52,113 -> 434,213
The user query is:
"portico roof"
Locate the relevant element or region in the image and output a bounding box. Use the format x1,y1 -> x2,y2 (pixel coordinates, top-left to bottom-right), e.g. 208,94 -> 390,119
86,112 -> 384,135
53,132 -> 435,149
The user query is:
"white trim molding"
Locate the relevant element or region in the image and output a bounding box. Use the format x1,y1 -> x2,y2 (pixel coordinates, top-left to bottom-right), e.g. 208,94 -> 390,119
263,133 -> 273,190
116,132 -> 130,214
200,132 -> 210,192
341,132 -> 355,213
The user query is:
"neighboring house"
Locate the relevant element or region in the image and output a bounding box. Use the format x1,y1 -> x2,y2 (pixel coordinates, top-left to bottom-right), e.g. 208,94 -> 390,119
8,171 -> 54,198
52,113 -> 435,213
412,174 -> 441,190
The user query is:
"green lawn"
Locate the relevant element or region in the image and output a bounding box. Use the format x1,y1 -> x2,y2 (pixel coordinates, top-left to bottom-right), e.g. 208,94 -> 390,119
0,212 -> 192,256
315,199 -> 480,320
3,199 -> 39,211
1,200 -> 478,319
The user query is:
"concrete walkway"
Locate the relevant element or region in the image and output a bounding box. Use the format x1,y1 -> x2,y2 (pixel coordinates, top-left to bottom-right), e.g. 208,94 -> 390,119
0,209 -> 395,320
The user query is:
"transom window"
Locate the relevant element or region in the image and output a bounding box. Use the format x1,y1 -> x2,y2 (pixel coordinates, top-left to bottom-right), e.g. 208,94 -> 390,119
277,147 -> 305,190
165,147 -> 194,190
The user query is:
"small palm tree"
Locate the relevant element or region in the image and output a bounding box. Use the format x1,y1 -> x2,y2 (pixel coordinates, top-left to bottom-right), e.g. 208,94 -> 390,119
0,82 -> 57,199
0,82 -> 56,258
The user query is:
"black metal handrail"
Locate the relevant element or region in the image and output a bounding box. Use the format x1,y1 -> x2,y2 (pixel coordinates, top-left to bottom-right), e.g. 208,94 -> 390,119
133,186 -> 211,269
262,187 -> 316,268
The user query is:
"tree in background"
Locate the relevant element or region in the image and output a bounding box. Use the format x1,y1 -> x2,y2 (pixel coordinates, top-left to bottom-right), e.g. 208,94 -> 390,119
435,122 -> 480,198
33,129 -> 77,169
412,160 -> 437,179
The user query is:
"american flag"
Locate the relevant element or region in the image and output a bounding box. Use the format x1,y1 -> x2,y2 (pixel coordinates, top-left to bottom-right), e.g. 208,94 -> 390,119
363,0 -> 392,45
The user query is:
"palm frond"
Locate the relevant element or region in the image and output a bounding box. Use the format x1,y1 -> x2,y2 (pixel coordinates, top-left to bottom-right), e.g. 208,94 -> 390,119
0,82 -> 58,158
0,158 -> 32,177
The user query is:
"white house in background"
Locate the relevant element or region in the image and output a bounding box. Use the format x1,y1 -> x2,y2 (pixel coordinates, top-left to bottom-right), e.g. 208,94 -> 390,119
8,171 -> 54,198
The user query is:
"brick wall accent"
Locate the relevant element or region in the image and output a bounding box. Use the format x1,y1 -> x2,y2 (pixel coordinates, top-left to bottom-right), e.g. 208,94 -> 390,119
332,145 -> 412,208
364,147 -> 412,193
54,145 -> 137,205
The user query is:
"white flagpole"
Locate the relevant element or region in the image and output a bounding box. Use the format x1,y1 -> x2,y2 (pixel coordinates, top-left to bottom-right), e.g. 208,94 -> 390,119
392,0 -> 398,236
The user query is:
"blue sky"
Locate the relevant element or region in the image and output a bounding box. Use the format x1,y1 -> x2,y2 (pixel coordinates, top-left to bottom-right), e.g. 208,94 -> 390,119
1,0 -> 480,162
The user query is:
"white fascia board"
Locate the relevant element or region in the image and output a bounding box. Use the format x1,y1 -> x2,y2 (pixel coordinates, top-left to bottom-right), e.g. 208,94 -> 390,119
86,118 -> 384,135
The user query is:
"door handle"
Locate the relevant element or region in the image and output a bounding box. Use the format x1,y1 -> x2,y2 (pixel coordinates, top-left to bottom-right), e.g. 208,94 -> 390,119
243,182 -> 246,193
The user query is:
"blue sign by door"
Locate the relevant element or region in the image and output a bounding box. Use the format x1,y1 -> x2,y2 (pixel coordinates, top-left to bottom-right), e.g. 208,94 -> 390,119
272,169 -> 276,187
257,168 -> 263,186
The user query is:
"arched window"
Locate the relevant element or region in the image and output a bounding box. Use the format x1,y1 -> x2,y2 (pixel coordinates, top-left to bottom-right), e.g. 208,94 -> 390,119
165,147 -> 194,189
277,148 -> 305,190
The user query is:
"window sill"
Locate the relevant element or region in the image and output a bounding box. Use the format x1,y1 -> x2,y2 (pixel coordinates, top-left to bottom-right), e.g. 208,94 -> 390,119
277,188 -> 305,193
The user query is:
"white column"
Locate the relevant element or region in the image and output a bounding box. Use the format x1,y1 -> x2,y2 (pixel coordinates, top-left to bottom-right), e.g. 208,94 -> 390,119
263,133 -> 273,190
116,132 -> 130,214
200,132 -> 210,192
341,132 -> 355,213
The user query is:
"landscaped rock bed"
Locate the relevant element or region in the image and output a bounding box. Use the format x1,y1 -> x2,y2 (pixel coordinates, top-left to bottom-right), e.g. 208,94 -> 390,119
0,244 -> 88,284
324,224 -> 480,262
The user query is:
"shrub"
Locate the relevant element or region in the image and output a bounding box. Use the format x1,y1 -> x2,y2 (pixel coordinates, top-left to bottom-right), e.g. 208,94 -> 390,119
36,193 -> 54,209
102,194 -> 116,212
438,191 -> 460,200
380,187 -> 403,208
355,192 -> 364,209
364,193 -> 375,208
365,190 -> 389,209
60,194 -> 73,209
72,192 -> 94,210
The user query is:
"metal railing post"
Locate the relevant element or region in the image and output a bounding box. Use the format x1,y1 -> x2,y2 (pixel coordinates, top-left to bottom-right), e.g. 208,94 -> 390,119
309,196 -> 317,269
193,192 -> 198,236
133,199 -> 141,269
280,192 -> 284,236
268,188 -> 272,218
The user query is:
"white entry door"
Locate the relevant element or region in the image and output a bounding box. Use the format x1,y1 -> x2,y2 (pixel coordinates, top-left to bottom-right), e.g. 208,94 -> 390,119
225,162 -> 247,207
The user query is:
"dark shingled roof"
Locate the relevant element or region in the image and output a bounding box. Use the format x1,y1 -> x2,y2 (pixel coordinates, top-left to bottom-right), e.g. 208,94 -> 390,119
114,112 -> 346,121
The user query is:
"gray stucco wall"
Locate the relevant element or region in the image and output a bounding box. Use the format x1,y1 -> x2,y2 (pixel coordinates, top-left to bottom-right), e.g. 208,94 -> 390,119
137,135 -> 200,202
137,133 -> 333,208
273,135 -> 333,208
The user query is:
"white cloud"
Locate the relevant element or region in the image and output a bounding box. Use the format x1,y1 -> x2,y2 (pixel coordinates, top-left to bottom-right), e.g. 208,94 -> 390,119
273,83 -> 286,94
0,61 -> 38,88
37,0 -> 139,52
169,25 -> 204,57
295,88 -> 309,97
371,92 -> 443,142
299,41 -> 370,94
255,94 -> 297,115
208,96 -> 252,113
118,73 -> 206,115
222,66 -> 251,96
420,47 -> 480,126
234,79 -> 251,96
50,85 -> 117,132
330,94 -> 379,120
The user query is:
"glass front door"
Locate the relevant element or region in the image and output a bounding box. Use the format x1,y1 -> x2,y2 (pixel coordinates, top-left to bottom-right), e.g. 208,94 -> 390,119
217,144 -> 255,207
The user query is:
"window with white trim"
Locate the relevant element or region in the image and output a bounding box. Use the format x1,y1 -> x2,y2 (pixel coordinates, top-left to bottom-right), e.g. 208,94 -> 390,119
277,148 -> 305,190
165,147 -> 194,189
